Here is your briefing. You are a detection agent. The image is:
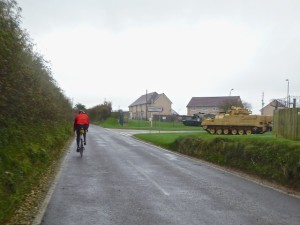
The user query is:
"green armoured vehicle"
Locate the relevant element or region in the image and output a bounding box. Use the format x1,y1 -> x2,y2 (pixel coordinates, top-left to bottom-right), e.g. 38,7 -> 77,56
182,113 -> 215,126
201,106 -> 273,135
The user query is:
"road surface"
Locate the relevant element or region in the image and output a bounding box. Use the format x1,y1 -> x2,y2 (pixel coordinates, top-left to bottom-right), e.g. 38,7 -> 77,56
38,125 -> 300,225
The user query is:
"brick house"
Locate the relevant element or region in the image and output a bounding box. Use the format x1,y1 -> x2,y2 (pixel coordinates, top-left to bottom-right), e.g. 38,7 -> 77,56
129,92 -> 172,120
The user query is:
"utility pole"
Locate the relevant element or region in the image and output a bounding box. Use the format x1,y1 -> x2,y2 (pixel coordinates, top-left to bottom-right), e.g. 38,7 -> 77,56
145,89 -> 148,121
261,92 -> 264,115
286,79 -> 290,108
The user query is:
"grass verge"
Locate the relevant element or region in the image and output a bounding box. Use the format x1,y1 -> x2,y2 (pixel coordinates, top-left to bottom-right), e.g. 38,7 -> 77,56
95,118 -> 202,131
0,121 -> 73,224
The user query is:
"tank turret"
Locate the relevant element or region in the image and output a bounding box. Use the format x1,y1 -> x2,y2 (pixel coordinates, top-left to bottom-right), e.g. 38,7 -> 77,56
226,106 -> 251,115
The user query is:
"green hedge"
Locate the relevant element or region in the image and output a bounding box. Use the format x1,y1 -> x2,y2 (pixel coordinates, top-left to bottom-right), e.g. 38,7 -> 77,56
175,136 -> 300,190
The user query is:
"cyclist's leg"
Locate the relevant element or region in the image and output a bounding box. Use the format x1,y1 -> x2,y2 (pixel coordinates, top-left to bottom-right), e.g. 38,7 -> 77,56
76,125 -> 81,149
83,125 -> 87,145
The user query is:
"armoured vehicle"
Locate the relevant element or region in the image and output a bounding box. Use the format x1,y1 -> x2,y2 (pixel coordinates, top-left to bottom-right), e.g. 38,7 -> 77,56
182,114 -> 202,126
182,113 -> 215,126
201,106 -> 273,135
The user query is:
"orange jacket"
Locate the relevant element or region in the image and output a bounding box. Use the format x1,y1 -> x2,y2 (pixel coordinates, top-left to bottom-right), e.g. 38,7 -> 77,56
74,113 -> 89,129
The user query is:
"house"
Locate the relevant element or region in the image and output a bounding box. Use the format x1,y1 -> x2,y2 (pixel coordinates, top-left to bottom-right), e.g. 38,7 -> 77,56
260,99 -> 286,116
129,92 -> 172,120
186,96 -> 242,116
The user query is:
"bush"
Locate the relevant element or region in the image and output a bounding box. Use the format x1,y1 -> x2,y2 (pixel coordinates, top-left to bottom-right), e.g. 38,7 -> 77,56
175,136 -> 300,190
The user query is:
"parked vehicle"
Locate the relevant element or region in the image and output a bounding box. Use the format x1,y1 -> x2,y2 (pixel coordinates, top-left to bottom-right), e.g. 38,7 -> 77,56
201,106 -> 273,135
182,113 -> 215,126
182,114 -> 202,126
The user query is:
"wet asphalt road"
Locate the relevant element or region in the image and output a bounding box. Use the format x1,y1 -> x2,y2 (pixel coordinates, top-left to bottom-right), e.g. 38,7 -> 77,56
39,125 -> 300,225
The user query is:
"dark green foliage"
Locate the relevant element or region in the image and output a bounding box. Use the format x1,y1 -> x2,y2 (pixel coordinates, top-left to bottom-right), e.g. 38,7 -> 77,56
0,0 -> 73,127
0,1 -> 74,223
74,103 -> 87,111
175,136 -> 300,190
87,101 -> 112,122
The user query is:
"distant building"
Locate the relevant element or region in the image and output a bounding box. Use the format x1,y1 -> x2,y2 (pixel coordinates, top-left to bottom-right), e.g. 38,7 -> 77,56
128,92 -> 172,120
186,96 -> 242,116
260,99 -> 286,116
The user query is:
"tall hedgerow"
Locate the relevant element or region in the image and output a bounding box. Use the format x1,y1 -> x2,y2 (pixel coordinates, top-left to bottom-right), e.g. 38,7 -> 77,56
0,0 -> 73,223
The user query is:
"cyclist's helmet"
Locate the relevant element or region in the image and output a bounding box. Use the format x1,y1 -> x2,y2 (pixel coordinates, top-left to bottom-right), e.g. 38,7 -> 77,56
79,110 -> 84,114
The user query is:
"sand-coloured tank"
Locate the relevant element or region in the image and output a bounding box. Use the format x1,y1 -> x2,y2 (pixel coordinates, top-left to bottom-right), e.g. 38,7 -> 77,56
201,106 -> 272,135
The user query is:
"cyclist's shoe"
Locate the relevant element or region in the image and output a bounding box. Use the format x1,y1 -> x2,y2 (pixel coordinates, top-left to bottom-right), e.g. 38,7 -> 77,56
84,141 -> 86,145
77,146 -> 80,152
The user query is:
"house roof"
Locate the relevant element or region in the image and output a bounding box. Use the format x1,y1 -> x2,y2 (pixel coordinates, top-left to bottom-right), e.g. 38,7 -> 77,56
129,92 -> 161,106
171,109 -> 179,115
187,96 -> 242,107
261,99 -> 286,110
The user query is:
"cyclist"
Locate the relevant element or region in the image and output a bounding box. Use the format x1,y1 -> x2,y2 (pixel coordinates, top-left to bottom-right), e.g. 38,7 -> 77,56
74,110 -> 89,151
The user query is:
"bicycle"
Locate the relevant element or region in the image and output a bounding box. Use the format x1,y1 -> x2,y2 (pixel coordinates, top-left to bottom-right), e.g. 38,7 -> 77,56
79,127 -> 85,157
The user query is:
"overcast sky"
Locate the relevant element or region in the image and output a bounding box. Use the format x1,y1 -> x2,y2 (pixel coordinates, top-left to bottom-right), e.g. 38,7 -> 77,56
17,0 -> 300,114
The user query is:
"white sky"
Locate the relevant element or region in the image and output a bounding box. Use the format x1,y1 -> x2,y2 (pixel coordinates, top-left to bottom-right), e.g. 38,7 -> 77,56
17,0 -> 300,114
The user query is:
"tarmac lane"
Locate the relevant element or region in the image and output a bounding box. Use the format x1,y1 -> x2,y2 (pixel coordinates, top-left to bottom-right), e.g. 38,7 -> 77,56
37,125 -> 300,225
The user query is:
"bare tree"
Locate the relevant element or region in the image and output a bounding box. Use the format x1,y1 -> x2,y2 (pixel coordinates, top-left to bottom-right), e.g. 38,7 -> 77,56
242,101 -> 252,110
219,99 -> 244,112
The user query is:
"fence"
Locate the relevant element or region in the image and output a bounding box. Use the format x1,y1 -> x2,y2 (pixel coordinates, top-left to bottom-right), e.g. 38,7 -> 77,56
152,114 -> 183,122
273,108 -> 300,140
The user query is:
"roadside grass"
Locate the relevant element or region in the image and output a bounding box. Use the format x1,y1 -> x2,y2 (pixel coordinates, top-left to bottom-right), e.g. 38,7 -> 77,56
0,122 -> 73,224
133,131 -> 300,192
96,118 -> 202,131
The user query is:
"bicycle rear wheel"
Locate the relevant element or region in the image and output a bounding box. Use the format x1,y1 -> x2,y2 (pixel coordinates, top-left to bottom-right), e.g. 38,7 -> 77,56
80,137 -> 84,157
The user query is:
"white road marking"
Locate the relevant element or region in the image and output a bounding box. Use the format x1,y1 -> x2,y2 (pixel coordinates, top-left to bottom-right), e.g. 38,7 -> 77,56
164,153 -> 177,161
127,160 -> 170,196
